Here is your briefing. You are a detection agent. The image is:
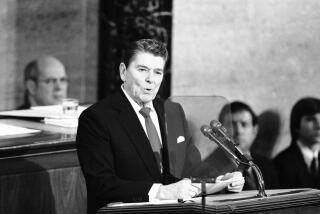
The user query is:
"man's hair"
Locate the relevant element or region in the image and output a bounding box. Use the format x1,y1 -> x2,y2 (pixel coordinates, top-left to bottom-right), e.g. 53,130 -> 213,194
123,39 -> 168,67
24,60 -> 39,82
290,97 -> 320,142
219,101 -> 258,126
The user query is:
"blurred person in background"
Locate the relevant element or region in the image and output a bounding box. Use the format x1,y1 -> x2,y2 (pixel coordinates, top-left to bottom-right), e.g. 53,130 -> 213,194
274,97 -> 320,189
18,56 -> 68,109
219,101 -> 279,189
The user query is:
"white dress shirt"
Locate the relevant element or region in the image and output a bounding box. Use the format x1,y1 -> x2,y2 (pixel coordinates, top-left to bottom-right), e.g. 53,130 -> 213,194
297,140 -> 319,173
121,85 -> 162,201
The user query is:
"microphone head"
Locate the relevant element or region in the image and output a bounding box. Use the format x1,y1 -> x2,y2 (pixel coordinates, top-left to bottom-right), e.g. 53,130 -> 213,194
210,120 -> 229,133
200,125 -> 212,137
210,120 -> 222,128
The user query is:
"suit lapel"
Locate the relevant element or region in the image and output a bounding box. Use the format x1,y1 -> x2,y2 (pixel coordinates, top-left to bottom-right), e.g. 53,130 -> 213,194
153,98 -> 171,176
292,144 -> 315,185
112,92 -> 161,178
153,98 -> 167,147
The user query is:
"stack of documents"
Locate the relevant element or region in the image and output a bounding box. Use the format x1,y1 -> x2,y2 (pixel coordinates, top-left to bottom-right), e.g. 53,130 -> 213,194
31,105 -> 85,128
0,105 -> 88,128
43,117 -> 79,128
0,123 -> 40,137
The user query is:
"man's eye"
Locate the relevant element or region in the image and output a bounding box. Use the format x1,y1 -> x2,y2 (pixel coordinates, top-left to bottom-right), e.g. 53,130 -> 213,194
241,122 -> 248,128
60,77 -> 69,83
155,71 -> 163,75
45,79 -> 55,84
138,68 -> 147,72
304,116 -> 315,122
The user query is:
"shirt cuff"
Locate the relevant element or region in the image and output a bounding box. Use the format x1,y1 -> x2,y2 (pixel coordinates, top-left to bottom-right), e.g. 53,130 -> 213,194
148,183 -> 162,202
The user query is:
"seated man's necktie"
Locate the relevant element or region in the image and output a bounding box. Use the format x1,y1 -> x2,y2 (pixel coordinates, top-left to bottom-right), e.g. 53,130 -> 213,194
310,153 -> 319,181
139,107 -> 162,172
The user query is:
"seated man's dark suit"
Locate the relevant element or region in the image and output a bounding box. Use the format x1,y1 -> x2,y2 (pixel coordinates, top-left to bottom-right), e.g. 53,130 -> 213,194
17,97 -> 31,109
76,91 -> 192,214
274,143 -> 320,189
242,153 -> 279,190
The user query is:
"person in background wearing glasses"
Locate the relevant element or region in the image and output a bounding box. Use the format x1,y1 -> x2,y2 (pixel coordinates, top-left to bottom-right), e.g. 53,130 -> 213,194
18,56 -> 68,109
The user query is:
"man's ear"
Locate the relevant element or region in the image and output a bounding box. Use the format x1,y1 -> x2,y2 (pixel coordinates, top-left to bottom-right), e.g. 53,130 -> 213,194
119,63 -> 127,82
26,80 -> 37,95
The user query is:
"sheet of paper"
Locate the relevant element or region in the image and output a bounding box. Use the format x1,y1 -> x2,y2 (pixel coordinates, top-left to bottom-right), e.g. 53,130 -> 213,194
43,118 -> 78,128
108,199 -> 178,207
0,123 -> 40,136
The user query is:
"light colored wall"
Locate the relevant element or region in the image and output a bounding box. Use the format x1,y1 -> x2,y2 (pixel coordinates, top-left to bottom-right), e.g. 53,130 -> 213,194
0,0 -> 98,110
172,0 -> 320,158
0,0 -> 18,110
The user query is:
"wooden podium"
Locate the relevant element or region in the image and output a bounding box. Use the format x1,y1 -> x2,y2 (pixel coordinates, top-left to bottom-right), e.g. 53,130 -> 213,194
0,118 -> 86,214
98,189 -> 320,214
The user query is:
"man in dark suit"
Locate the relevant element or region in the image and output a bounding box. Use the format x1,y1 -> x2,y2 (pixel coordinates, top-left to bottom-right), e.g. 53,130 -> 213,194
219,101 -> 279,190
76,39 -> 244,214
274,97 -> 320,189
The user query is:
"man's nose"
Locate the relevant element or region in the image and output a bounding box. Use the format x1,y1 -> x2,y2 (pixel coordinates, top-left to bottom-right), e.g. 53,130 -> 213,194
145,71 -> 155,83
54,80 -> 62,88
54,79 -> 66,89
233,123 -> 243,135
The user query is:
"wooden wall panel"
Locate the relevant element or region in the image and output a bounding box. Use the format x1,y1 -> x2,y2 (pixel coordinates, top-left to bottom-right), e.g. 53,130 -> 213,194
0,166 -> 86,214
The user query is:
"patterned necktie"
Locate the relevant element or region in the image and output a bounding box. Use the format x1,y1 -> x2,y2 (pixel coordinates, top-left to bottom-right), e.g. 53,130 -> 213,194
139,107 -> 162,171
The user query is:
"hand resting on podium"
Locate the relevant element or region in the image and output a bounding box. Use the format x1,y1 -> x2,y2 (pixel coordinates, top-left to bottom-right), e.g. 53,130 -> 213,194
156,171 -> 244,200
215,171 -> 245,193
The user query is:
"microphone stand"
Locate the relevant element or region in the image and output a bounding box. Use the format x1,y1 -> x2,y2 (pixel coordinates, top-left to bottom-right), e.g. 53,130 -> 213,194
250,162 -> 267,197
235,149 -> 267,197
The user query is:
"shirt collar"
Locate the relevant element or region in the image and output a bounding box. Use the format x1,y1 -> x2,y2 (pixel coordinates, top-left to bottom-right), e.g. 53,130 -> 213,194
121,85 -> 155,113
297,140 -> 319,159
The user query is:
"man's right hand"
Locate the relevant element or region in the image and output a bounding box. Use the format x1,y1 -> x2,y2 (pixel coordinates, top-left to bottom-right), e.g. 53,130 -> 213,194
156,179 -> 201,200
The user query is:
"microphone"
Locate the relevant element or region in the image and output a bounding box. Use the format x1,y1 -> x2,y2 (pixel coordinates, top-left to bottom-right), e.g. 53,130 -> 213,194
200,125 -> 240,162
210,120 -> 236,145
200,125 -> 212,138
201,123 -> 267,197
209,121 -> 252,164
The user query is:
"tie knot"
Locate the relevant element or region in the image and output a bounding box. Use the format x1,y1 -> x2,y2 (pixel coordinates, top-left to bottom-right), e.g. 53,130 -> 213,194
139,107 -> 151,118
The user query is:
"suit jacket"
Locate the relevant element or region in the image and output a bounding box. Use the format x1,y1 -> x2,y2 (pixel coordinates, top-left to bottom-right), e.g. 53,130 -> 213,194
242,153 -> 279,190
76,91 -> 190,214
17,93 -> 31,109
164,100 -> 201,179
274,143 -> 320,189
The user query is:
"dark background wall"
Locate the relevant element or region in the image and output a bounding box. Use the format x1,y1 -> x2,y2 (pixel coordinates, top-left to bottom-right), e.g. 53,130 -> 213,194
98,0 -> 172,100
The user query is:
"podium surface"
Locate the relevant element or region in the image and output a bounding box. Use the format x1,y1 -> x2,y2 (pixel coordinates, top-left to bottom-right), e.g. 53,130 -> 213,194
99,189 -> 320,214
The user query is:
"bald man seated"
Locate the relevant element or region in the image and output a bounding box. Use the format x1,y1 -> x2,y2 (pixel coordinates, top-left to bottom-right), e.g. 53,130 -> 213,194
18,56 -> 68,109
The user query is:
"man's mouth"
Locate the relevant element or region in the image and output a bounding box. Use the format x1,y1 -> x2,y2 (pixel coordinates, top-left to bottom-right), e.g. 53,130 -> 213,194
144,88 -> 153,93
54,94 -> 64,100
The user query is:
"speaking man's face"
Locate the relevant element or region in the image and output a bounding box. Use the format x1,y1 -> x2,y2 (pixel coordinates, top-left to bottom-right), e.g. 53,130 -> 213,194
120,51 -> 165,105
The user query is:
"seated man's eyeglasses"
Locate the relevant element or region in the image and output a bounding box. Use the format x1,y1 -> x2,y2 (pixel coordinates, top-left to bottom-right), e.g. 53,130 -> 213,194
38,77 -> 69,85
